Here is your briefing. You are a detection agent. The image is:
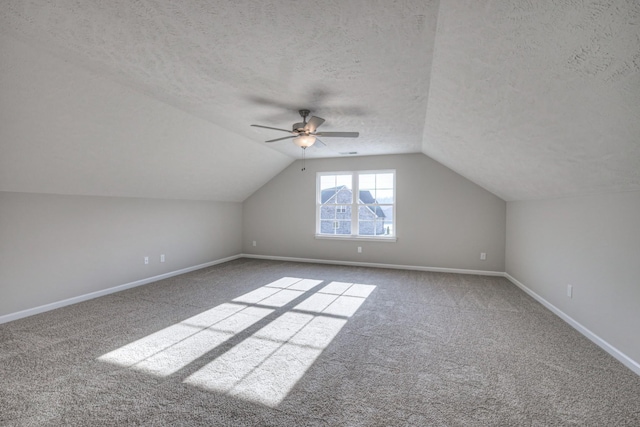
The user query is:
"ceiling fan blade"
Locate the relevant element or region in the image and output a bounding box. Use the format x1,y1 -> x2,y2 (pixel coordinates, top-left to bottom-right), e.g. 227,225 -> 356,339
314,132 -> 359,138
265,135 -> 297,143
304,116 -> 325,132
251,124 -> 293,133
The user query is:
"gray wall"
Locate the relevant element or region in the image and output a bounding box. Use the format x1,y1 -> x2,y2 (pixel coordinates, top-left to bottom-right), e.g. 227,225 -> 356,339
506,191 -> 640,364
0,191 -> 242,317
243,153 -> 506,272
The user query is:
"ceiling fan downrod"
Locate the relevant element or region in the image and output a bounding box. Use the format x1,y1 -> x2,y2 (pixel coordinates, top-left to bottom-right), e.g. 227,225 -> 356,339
293,109 -> 311,132
299,109 -> 310,122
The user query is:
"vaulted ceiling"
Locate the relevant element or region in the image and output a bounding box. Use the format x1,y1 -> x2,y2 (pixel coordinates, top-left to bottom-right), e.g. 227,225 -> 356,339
1,0 -> 639,201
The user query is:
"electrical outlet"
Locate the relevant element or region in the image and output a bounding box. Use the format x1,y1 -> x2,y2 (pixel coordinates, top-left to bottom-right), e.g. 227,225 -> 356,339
252,240 -> 257,247
144,256 -> 149,265
160,254 -> 165,263
480,252 -> 486,260
567,284 -> 573,298
357,246 -> 362,253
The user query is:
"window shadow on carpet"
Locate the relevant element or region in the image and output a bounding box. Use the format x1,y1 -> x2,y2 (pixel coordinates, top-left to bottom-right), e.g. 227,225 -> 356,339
98,276 -> 375,407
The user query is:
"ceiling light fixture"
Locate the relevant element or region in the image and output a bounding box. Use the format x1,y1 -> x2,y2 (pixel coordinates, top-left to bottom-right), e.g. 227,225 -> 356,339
293,134 -> 316,148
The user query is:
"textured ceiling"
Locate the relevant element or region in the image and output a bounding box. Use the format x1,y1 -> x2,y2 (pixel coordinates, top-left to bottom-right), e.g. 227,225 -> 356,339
0,34 -> 290,202
423,0 -> 640,200
0,0 -> 438,158
1,0 -> 639,201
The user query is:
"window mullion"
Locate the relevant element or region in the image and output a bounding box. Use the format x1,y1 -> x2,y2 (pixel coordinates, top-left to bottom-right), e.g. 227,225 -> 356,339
352,173 -> 358,236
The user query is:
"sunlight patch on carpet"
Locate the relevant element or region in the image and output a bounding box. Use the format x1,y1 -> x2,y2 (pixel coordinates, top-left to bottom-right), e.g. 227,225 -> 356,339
184,281 -> 375,407
98,277 -> 311,375
98,277 -> 374,407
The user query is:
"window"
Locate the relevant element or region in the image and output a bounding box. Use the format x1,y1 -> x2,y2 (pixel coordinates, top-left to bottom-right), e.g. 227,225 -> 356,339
316,170 -> 395,240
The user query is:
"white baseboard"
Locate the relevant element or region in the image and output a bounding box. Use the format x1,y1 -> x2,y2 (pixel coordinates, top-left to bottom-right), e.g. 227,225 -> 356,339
241,253 -> 505,276
504,273 -> 640,377
243,254 -> 639,376
0,254 -> 242,325
3,253 -> 637,377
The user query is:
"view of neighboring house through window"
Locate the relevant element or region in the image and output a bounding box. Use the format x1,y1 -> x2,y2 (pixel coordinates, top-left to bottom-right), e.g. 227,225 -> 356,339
317,170 -> 395,238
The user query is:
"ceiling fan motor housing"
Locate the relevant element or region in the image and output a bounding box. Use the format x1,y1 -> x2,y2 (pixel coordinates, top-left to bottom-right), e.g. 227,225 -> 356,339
292,122 -> 306,132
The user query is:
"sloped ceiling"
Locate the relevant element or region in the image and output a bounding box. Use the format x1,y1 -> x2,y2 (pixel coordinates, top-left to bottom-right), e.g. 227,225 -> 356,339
1,0 -> 638,201
424,0 -> 640,200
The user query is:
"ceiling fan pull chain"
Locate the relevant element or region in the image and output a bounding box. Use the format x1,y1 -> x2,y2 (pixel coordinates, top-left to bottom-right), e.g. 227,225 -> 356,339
301,147 -> 306,172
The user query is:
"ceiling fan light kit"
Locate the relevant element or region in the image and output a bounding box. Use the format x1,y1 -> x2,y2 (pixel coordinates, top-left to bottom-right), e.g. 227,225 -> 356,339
294,134 -> 316,148
251,109 -> 359,149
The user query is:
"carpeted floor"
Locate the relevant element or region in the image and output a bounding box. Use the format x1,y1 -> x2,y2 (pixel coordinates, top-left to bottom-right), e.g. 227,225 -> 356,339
1,258 -> 639,426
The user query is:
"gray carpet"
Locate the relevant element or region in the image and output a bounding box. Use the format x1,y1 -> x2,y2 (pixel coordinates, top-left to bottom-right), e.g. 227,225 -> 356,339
1,258 -> 639,426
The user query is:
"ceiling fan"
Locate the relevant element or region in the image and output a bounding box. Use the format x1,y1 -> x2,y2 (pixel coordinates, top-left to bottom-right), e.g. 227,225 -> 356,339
251,109 -> 359,148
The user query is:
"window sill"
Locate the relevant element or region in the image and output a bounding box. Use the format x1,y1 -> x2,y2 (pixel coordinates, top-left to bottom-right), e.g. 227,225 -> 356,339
315,234 -> 397,243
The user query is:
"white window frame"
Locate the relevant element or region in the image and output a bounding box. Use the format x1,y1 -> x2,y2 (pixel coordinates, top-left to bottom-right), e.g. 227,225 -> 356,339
315,169 -> 397,242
